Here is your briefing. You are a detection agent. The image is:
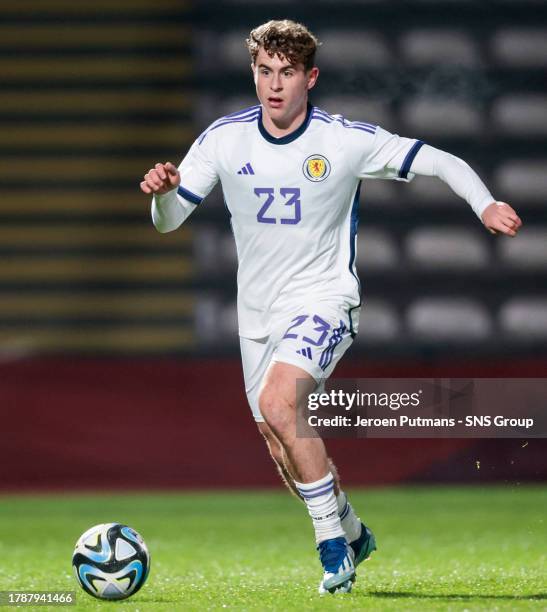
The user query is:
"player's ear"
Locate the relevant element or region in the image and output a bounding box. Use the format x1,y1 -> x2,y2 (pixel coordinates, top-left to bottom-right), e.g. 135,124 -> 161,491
251,63 -> 257,83
307,66 -> 319,91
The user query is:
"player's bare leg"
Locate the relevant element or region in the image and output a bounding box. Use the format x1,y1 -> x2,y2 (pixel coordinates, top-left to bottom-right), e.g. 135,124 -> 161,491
257,421 -> 301,498
258,420 -> 341,498
258,362 -> 358,592
257,419 -> 374,562
258,361 -> 329,482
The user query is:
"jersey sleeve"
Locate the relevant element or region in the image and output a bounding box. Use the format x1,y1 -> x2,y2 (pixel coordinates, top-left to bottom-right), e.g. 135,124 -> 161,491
151,133 -> 220,233
176,133 -> 219,205
407,143 -> 495,219
347,125 -> 424,182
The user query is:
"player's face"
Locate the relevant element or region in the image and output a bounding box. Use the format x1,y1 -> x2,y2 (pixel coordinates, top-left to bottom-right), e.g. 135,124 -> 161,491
252,47 -> 319,126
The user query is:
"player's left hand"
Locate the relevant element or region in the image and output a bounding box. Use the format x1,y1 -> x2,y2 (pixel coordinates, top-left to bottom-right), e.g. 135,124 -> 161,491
481,201 -> 522,237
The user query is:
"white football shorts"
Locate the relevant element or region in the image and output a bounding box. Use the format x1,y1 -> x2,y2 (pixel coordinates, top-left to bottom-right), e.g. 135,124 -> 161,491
240,304 -> 359,422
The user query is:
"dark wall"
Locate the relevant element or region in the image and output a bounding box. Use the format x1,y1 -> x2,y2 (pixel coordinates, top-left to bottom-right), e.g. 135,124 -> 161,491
2,359 -> 544,490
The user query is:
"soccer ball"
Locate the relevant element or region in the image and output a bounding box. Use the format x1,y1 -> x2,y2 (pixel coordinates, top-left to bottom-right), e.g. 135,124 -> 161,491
72,523 -> 150,600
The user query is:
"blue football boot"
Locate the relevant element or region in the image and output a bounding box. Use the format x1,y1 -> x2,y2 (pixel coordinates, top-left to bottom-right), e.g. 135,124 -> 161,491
317,536 -> 355,594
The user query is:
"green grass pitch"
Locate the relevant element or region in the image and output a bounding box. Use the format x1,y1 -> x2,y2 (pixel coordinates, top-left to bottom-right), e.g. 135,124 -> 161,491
0,486 -> 545,610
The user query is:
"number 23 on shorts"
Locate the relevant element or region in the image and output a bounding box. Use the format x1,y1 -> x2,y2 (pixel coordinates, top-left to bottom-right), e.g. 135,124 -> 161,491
282,314 -> 331,346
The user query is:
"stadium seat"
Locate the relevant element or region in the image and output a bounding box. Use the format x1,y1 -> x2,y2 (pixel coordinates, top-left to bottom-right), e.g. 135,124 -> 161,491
357,228 -> 399,271
315,96 -> 393,127
219,233 -> 239,270
194,95 -> 258,130
219,96 -> 258,116
406,175 -> 462,207
192,95 -> 215,131
225,0 -> 293,3
316,31 -> 392,68
193,225 -> 220,272
410,0 -> 473,3
194,297 -> 238,343
355,299 -> 401,342
9,2 -> 543,359
194,295 -> 221,343
405,227 -> 489,269
491,29 -> 547,67
498,228 -> 547,269
499,298 -> 547,339
193,228 -> 238,272
219,31 -> 250,68
400,98 -> 483,136
399,30 -> 479,66
359,179 -> 398,208
494,161 -> 547,204
491,95 -> 547,136
406,298 -> 492,340
220,302 -> 239,336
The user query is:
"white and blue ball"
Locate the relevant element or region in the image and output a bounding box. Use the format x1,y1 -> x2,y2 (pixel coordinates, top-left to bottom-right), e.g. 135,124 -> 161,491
72,523 -> 150,600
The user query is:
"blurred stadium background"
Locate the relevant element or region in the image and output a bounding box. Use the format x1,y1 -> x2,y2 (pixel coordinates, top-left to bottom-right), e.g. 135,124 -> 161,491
1,0 -> 546,490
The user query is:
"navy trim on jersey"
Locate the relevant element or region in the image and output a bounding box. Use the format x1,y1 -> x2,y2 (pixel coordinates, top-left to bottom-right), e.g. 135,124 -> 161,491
258,103 -> 313,145
347,181 -> 362,338
222,195 -> 232,218
399,140 -> 424,179
177,185 -> 203,205
311,114 -> 331,124
223,195 -> 236,239
348,303 -> 360,339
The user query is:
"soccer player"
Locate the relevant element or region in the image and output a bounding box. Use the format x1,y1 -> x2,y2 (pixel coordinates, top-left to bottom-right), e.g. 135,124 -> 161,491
140,20 -> 522,594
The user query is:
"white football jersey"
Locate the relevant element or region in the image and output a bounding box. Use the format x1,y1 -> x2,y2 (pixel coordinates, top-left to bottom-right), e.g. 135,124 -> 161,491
174,104 -> 423,339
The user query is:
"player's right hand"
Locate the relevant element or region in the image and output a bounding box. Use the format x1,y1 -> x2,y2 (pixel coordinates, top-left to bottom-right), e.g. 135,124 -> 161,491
140,162 -> 181,195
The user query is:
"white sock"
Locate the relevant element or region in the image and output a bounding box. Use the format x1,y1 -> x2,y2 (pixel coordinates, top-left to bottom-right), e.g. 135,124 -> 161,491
336,491 -> 362,543
294,472 -> 345,544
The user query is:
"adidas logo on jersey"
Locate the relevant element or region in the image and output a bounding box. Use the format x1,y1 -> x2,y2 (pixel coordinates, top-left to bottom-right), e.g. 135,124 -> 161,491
297,347 -> 313,359
237,162 -> 255,175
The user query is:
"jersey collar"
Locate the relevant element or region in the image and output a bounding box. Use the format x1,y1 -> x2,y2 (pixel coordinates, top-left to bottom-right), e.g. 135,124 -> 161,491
258,103 -> 313,145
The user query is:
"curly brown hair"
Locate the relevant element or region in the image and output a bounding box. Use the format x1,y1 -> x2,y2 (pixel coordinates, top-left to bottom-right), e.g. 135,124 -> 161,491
246,20 -> 320,71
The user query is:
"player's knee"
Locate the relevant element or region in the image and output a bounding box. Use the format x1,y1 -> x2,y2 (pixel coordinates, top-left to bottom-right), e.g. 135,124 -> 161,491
258,385 -> 295,438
